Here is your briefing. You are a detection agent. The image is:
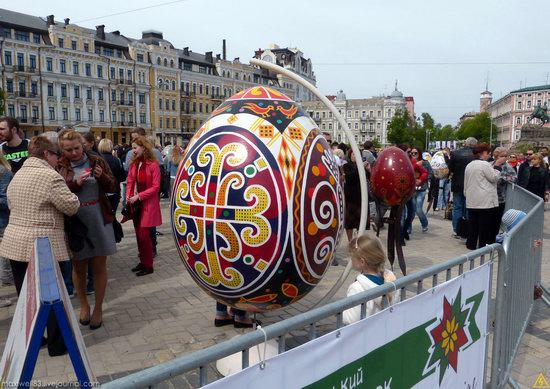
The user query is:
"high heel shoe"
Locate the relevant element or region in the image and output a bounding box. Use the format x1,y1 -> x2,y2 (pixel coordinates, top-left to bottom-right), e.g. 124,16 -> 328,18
79,309 -> 91,326
90,321 -> 103,330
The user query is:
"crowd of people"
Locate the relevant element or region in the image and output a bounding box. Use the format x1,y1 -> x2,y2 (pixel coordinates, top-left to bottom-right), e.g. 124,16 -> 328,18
0,116 -> 547,340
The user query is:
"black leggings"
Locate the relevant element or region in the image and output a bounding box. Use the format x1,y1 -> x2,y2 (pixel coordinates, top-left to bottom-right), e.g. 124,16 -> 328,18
10,260 -> 67,356
466,207 -> 499,251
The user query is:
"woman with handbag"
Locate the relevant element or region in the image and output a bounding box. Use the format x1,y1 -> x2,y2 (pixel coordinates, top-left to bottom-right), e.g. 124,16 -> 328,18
58,130 -> 117,330
0,136 -> 79,355
126,136 -> 162,276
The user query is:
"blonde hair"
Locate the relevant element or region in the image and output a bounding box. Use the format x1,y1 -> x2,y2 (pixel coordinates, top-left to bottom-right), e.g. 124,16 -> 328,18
171,145 -> 182,165
0,150 -> 11,171
98,138 -> 113,154
59,129 -> 84,144
532,153 -> 543,164
348,233 -> 387,274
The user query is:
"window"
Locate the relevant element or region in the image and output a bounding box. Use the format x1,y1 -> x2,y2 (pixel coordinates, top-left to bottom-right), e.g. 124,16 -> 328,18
516,117 -> 521,125
32,106 -> 39,120
184,63 -> 191,71
119,68 -> 124,79
328,123 -> 332,130
99,110 -> 105,122
29,55 -> 36,69
158,98 -> 163,110
103,47 -> 113,57
8,105 -> 15,117
95,46 -> 100,54
2,27 -> 11,39
170,59 -> 174,68
527,101 -> 532,109
49,107 -> 55,120
140,113 -> 146,124
173,118 -> 176,128
172,100 -> 176,110
20,105 -> 27,119
62,108 -> 68,120
47,83 -> 54,96
4,51 -> 11,66
377,122 -> 381,129
110,67 -> 115,79
73,61 -> 79,75
199,66 -> 206,74
58,38 -> 64,48
6,79 -> 13,93
71,40 -> 77,50
172,81 -> 176,90
111,90 -> 116,101
199,84 -> 203,95
164,58 -> 167,67
166,117 -> 170,128
157,57 -> 161,65
86,87 -> 92,100
354,122 -> 358,129
128,92 -> 133,104
137,53 -> 144,62
120,112 -> 125,124
354,111 -> 358,118
85,63 -> 91,76
127,69 -> 132,81
15,30 -> 30,42
361,123 -> 366,130
61,84 -> 67,98
165,100 -> 169,110
369,111 -> 374,118
159,118 -> 163,128
16,53 -> 24,69
129,112 -> 134,124
98,89 -> 104,101
75,109 -> 81,121
120,91 -> 125,104
31,82 -> 37,96
139,93 -> 145,104
378,110 -> 381,117
517,101 -> 522,110
60,59 -> 66,73
199,103 -> 203,113
97,65 -> 103,78
74,86 -> 80,99
33,33 -> 40,44
46,57 -> 53,71
17,81 -> 25,96
84,43 -> 89,52
88,109 -> 93,121
111,111 -> 116,122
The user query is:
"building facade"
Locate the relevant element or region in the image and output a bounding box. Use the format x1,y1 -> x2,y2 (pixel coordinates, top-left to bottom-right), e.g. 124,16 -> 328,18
0,8 -> 319,146
486,85 -> 550,145
301,87 -> 407,146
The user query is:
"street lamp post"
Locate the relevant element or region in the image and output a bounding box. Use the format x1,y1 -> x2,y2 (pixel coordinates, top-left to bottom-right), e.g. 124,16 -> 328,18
425,129 -> 431,150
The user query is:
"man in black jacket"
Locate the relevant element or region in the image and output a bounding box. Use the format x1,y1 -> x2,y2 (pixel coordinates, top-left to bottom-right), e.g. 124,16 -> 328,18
448,137 -> 477,237
516,149 -> 534,188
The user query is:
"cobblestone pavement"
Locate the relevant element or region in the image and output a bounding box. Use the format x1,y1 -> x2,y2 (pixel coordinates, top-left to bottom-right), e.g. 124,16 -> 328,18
0,199 -> 548,388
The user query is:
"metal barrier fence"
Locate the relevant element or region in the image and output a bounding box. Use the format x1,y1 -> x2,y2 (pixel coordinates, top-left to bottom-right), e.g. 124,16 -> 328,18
101,183 -> 545,389
102,245 -> 502,389
490,184 -> 545,389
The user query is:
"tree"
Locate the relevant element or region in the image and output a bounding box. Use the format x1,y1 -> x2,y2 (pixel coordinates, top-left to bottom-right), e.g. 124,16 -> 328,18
387,109 -> 413,145
456,112 -> 496,144
433,124 -> 457,141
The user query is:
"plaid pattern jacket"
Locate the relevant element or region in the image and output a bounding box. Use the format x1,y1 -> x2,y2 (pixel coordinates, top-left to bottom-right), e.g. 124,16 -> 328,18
0,157 -> 80,262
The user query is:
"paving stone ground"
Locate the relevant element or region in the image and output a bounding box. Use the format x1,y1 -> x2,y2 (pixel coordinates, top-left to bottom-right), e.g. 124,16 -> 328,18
0,199 -> 548,388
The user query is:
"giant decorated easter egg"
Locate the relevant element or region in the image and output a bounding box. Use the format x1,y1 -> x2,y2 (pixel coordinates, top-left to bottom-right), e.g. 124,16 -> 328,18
370,147 -> 416,206
171,86 -> 345,312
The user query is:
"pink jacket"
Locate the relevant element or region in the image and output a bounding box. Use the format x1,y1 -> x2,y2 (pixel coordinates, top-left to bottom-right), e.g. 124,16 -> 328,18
126,159 -> 162,228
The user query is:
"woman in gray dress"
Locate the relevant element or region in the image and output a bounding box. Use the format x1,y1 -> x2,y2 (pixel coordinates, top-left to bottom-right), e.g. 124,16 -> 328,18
58,130 -> 117,330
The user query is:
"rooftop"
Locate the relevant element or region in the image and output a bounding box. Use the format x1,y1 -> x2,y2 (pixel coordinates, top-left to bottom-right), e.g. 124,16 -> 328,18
510,84 -> 550,94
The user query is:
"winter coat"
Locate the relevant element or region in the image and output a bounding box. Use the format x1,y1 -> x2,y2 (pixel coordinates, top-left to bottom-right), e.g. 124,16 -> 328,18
343,270 -> 397,325
0,157 -> 79,262
126,159 -> 162,228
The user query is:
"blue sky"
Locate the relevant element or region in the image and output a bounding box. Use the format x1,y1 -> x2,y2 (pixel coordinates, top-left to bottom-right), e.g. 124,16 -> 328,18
7,0 -> 550,126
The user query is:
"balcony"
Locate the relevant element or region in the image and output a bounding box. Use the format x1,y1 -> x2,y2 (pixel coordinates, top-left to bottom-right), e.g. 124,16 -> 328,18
128,121 -> 134,126
15,65 -> 36,73
19,118 -> 28,123
211,94 -> 223,101
18,91 -> 26,97
32,118 -> 39,124
181,91 -> 190,97
126,80 -> 133,85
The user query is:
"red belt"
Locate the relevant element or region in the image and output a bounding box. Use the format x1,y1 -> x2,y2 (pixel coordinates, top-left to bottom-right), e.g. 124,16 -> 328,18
80,200 -> 98,207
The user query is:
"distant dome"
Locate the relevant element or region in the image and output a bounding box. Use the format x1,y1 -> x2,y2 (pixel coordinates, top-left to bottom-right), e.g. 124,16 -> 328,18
336,90 -> 346,101
390,80 -> 403,98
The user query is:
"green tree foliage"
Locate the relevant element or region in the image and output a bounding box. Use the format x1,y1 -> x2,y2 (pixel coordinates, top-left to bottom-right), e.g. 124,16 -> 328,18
387,109 -> 413,145
433,124 -> 457,141
456,112 -> 496,144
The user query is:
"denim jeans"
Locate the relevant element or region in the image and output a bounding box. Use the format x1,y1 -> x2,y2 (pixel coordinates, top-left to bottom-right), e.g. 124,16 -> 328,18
401,197 -> 415,240
414,190 -> 428,229
452,192 -> 467,234
58,260 -> 73,294
437,179 -> 450,209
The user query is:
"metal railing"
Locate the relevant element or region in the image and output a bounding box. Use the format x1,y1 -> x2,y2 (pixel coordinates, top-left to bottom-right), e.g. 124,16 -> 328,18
102,245 -> 501,389
490,184 -> 544,389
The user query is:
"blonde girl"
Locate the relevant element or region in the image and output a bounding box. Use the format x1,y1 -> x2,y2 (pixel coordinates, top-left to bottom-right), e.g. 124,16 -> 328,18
343,233 -> 397,325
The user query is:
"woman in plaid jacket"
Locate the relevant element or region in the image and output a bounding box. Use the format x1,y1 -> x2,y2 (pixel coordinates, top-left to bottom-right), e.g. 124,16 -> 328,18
0,136 -> 79,355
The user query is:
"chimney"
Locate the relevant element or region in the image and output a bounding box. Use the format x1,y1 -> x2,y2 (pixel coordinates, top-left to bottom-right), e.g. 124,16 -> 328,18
96,25 -> 105,40
205,51 -> 213,63
222,39 -> 226,60
112,30 -> 120,36
64,18 -> 70,26
216,54 -> 221,60
233,57 -> 240,63
183,47 -> 189,56
46,15 -> 55,26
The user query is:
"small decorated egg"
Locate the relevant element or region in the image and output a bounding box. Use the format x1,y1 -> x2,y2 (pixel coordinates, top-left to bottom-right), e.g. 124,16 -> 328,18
370,147 -> 416,206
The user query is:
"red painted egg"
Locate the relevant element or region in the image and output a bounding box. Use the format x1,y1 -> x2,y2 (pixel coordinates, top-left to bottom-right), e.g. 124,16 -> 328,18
370,147 -> 416,206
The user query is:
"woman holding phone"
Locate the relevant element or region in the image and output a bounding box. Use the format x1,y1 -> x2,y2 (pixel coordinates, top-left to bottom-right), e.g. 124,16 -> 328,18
58,130 -> 117,330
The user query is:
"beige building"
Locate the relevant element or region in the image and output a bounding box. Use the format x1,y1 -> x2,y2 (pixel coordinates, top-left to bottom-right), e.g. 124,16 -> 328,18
1,9 -> 318,146
301,87 -> 407,146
